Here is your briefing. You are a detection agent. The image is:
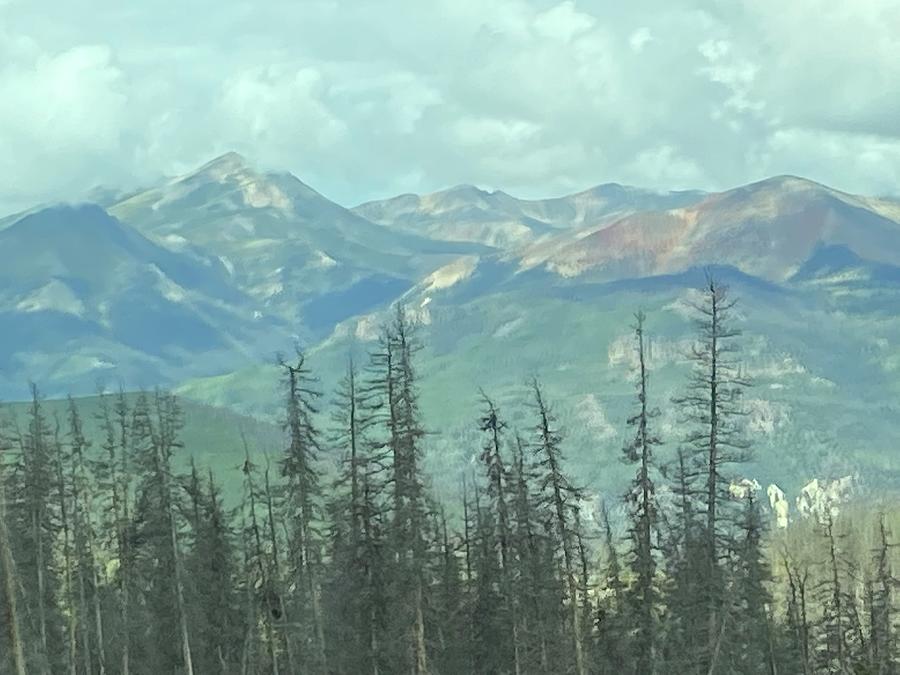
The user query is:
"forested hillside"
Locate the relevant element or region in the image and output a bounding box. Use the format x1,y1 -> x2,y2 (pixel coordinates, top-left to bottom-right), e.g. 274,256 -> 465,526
2,278 -> 897,674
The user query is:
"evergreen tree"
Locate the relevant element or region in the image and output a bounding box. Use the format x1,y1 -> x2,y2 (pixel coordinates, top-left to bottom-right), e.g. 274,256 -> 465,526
127,390 -> 195,674
672,273 -> 752,672
0,408 -> 28,675
279,352 -> 328,672
323,358 -> 387,675
725,489 -> 777,675
478,391 -> 522,674
869,513 -> 897,675
95,389 -> 133,675
183,464 -> 243,672
11,385 -> 62,673
373,305 -> 432,674
620,311 -> 662,675
529,378 -> 587,675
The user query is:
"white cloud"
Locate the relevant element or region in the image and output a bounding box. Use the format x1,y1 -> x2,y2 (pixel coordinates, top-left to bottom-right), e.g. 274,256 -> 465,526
0,0 -> 898,214
629,27 -> 653,53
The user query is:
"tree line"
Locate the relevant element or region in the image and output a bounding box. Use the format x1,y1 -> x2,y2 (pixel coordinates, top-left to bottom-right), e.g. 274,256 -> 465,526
0,277 -> 897,674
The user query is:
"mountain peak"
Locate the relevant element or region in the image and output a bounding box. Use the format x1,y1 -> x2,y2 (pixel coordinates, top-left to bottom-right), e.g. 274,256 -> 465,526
188,151 -> 253,181
742,174 -> 829,194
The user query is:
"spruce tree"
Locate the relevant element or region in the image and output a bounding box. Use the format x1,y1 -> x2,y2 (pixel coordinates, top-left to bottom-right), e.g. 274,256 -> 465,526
478,391 -> 522,674
0,408 -> 28,675
279,351 -> 328,672
529,378 -> 587,675
672,273 -> 752,671
620,311 -> 662,675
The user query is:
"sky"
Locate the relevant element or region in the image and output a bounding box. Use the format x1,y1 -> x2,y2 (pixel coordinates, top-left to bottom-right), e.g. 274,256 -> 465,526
1,0 -> 899,213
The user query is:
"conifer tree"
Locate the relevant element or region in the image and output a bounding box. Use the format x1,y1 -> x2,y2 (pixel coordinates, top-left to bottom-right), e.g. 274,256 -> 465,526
529,378 -> 587,675
0,409 -> 27,675
66,397 -> 106,675
869,513 -> 897,675
95,389 -> 133,675
478,391 -> 522,674
620,311 -> 662,675
324,358 -> 386,675
128,390 -> 194,674
672,274 -> 751,671
782,551 -> 812,675
726,489 -> 776,675
184,464 -> 243,672
374,305 -> 432,674
279,351 -> 328,672
13,384 -> 61,674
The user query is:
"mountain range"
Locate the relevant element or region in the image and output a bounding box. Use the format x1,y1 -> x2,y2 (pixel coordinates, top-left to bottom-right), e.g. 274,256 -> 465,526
3,152 -> 899,502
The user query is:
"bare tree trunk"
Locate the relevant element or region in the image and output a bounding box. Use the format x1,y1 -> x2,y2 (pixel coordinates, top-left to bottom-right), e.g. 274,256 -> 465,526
414,582 -> 429,675
168,501 -> 195,675
33,508 -> 51,674
55,438 -> 79,675
263,465 -> 295,675
0,469 -> 28,675
88,539 -> 107,675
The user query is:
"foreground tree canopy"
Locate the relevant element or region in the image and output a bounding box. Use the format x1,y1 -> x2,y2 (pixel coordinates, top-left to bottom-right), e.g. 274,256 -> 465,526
0,281 -> 897,675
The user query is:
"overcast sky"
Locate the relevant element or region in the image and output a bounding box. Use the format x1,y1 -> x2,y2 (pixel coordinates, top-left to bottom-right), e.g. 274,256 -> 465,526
1,0 -> 899,213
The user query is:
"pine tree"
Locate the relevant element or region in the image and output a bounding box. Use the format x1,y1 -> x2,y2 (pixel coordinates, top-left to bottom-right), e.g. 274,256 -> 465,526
279,351 -> 328,672
529,378 -> 587,675
660,447 -> 706,674
238,440 -> 284,674
672,273 -> 752,671
324,358 -> 386,675
64,397 -> 107,675
95,389 -> 133,675
12,384 -> 61,674
184,464 -> 243,672
478,391 -> 522,674
726,489 -> 777,675
620,311 -> 662,675
814,510 -> 852,673
128,390 -> 195,674
51,415 -> 80,675
869,513 -> 897,675
0,408 -> 28,675
374,306 -> 432,674
782,551 -> 812,675
596,501 -> 628,672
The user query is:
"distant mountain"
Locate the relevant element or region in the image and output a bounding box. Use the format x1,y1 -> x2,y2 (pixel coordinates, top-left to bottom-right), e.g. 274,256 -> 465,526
0,203 -> 291,399
178,174 -> 900,502
5,154 -> 900,502
353,182 -> 705,248
519,176 -> 900,282
109,153 -> 485,336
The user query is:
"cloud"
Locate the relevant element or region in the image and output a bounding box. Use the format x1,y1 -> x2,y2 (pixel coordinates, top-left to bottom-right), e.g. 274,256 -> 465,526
0,0 -> 898,213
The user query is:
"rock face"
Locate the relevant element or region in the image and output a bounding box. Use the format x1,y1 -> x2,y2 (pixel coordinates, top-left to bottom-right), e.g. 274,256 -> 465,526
795,476 -> 856,522
729,478 -> 762,501
767,484 -> 790,529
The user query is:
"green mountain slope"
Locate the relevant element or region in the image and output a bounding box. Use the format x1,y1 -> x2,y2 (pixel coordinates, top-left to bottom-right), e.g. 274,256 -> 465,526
1,393 -> 281,503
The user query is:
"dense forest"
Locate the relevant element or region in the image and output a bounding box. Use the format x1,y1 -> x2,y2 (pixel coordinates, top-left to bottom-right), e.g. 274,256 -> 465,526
1,277 -> 897,675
